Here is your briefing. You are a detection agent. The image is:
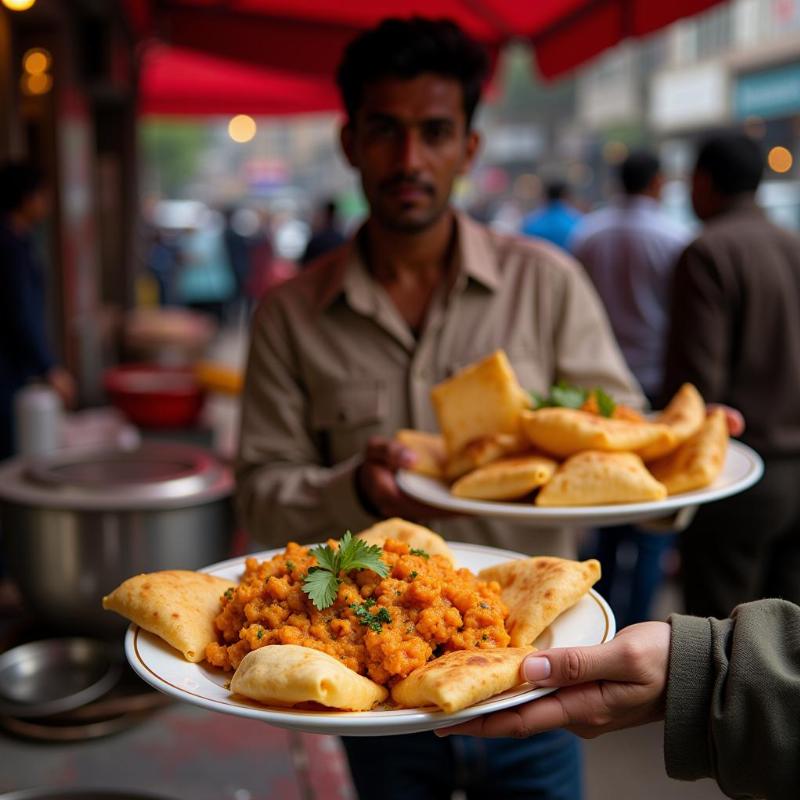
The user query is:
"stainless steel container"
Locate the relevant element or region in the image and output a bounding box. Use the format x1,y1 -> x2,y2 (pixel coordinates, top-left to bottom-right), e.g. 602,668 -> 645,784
0,442 -> 234,636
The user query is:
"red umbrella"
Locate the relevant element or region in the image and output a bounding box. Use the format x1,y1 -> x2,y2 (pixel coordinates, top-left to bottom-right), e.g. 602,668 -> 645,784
129,0 -> 727,116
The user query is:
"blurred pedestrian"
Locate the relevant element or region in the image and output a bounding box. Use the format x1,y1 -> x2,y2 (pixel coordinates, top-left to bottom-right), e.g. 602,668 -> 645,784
299,198 -> 346,266
571,150 -> 690,627
663,131 -> 800,618
0,160 -> 76,459
520,180 -> 582,251
236,17 -> 642,800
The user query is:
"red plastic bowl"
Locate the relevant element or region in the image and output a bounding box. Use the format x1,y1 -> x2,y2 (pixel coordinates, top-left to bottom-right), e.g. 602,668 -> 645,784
103,364 -> 205,429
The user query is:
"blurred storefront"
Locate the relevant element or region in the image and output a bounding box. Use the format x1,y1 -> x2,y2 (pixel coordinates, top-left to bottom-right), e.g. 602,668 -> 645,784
0,0 -> 139,403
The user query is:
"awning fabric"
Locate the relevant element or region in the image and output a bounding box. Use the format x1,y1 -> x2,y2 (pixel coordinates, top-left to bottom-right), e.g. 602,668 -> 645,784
130,0 -> 727,116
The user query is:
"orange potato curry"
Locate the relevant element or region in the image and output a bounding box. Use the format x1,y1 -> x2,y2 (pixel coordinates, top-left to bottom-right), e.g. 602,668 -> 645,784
205,539 -> 510,686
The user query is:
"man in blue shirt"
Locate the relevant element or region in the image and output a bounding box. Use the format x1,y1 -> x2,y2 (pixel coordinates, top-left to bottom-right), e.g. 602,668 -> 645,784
0,161 -> 75,458
521,180 -> 582,251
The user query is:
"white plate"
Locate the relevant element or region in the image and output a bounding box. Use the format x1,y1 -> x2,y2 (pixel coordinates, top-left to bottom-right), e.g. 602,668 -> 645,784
125,542 -> 615,736
397,440 -> 763,527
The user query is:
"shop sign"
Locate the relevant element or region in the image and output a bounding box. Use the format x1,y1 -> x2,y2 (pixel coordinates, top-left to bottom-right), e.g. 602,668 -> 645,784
735,62 -> 800,119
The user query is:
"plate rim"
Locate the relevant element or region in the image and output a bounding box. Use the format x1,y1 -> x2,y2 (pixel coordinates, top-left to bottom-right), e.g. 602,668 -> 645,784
396,439 -> 764,521
124,542 -> 616,732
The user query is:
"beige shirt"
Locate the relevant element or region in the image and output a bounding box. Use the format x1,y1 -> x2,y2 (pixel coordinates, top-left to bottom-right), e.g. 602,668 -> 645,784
236,211 -> 643,556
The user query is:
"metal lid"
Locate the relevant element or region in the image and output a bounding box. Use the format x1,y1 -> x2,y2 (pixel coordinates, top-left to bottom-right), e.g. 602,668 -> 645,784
0,443 -> 233,510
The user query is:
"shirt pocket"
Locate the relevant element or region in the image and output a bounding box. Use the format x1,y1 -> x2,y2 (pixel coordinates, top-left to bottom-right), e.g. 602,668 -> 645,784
309,380 -> 388,465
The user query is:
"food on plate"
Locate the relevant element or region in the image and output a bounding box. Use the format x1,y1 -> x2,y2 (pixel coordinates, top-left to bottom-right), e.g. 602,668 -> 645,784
478,557 -> 601,646
430,350 -> 530,456
102,570 -> 235,662
520,407 -> 676,459
205,534 -> 511,687
390,646 -> 535,713
355,517 -> 455,565
535,451 -> 667,507
648,408 -> 729,495
106,523 -> 602,714
451,454 -> 558,501
230,644 -> 388,711
638,382 -> 706,461
394,429 -> 447,479
443,432 -> 529,481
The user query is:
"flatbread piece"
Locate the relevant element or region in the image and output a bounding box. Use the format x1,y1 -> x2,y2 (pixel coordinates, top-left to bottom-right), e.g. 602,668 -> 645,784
391,647 -> 535,713
451,454 -> 558,500
103,570 -> 235,662
479,557 -> 601,646
231,645 -> 388,711
355,518 -> 455,564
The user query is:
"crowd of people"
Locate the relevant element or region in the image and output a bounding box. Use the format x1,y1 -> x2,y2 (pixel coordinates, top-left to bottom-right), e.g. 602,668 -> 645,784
2,12 -> 799,800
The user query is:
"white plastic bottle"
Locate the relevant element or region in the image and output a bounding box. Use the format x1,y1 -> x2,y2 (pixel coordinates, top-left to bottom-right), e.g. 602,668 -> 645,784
14,383 -> 63,458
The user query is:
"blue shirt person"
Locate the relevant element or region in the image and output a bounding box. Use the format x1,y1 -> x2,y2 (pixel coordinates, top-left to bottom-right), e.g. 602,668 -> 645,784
521,181 -> 582,251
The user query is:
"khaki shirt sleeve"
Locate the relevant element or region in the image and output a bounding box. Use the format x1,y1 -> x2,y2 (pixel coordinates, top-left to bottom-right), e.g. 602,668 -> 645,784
235,297 -> 377,546
550,251 -> 645,409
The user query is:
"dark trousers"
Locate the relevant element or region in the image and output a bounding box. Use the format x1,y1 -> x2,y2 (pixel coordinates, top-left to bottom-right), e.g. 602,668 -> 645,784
341,730 -> 582,800
681,456 -> 800,618
590,525 -> 676,628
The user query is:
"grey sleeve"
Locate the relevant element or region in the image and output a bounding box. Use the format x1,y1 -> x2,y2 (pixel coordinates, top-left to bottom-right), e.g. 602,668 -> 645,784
665,599 -> 800,800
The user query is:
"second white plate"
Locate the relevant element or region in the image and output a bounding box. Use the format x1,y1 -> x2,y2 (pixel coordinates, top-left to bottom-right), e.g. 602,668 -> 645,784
396,440 -> 763,527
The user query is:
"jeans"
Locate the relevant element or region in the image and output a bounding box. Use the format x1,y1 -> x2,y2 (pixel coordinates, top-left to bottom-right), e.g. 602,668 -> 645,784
341,729 -> 582,800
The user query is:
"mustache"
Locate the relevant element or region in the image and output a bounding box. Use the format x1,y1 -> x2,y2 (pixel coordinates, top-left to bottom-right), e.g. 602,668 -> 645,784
379,174 -> 435,194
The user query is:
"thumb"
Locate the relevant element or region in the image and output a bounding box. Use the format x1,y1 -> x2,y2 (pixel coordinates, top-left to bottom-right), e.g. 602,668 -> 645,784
521,640 -> 634,688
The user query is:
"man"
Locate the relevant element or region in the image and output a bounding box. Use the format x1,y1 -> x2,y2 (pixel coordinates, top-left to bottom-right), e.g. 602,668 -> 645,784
236,17 -> 641,800
570,151 -> 690,627
520,180 -> 582,251
571,150 -> 689,403
0,161 -> 75,459
662,132 -> 800,618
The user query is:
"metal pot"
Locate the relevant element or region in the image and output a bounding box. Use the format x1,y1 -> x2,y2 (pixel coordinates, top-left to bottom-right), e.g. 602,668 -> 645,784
0,443 -> 234,636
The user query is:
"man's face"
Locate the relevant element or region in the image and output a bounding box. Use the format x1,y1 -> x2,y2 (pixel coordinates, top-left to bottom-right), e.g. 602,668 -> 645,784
691,168 -> 716,221
341,74 -> 479,233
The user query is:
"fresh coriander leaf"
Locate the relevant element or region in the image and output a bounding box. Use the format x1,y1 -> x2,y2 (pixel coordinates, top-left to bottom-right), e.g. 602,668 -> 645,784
309,542 -> 339,574
350,601 -> 392,632
223,587 -> 234,601
286,560 -> 295,572
550,383 -> 588,409
303,567 -> 339,610
256,628 -> 264,639
410,547 -> 430,559
409,571 -> 418,580
594,387 -> 616,418
338,532 -> 389,578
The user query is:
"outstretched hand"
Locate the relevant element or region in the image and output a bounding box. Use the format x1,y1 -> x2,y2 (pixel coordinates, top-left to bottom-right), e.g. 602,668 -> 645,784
436,621 -> 671,740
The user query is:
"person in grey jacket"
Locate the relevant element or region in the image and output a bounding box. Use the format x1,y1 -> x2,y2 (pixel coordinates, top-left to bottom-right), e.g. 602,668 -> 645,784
437,598 -> 800,799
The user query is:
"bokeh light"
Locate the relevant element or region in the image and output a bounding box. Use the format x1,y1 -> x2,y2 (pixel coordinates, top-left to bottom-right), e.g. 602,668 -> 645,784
2,0 -> 37,10
602,140 -> 628,165
767,146 -> 793,174
228,114 -> 257,143
21,72 -> 52,95
23,48 -> 51,76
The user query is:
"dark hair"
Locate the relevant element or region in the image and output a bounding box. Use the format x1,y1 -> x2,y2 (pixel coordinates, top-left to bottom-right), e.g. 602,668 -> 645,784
545,181 -> 567,202
336,17 -> 490,128
695,132 -> 764,195
619,150 -> 660,195
0,161 -> 44,214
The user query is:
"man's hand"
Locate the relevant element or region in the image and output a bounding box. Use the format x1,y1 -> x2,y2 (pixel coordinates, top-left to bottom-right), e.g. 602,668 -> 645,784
708,403 -> 745,437
356,436 -> 454,520
436,621 -> 671,740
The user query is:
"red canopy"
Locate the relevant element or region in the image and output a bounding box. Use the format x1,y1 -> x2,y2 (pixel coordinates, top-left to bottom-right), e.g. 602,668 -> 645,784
131,0 -> 727,116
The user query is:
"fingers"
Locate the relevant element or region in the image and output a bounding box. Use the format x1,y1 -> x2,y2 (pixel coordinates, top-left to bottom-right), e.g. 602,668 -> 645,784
707,403 -> 745,436
364,436 -> 417,470
521,624 -> 667,689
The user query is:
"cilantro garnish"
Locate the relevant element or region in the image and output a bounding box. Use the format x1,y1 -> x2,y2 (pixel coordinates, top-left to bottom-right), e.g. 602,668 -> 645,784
302,531 -> 389,610
223,588 -> 234,601
410,548 -> 430,559
531,381 -> 617,418
256,628 -> 264,639
286,560 -> 295,572
350,599 -> 392,632
409,571 -> 418,580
